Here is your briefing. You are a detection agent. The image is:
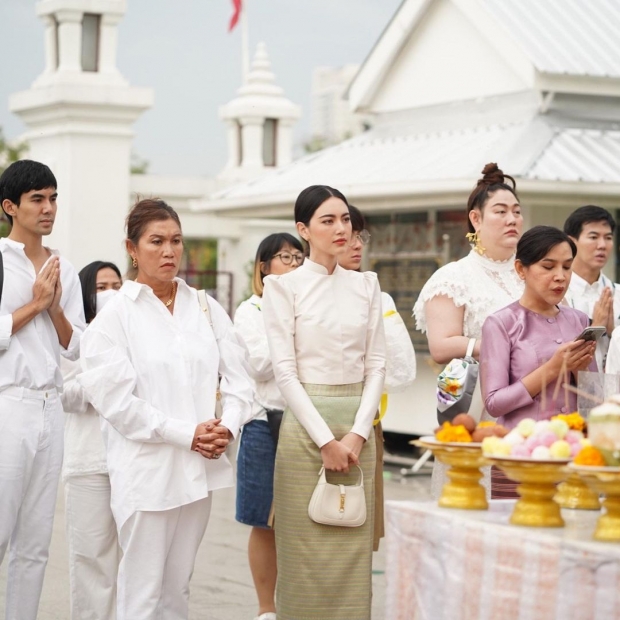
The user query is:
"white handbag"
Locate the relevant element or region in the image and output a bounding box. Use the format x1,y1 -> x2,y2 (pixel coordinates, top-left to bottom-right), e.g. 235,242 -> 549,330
308,465 -> 366,527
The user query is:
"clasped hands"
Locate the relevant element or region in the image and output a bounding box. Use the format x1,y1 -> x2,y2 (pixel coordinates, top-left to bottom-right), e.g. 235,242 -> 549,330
191,419 -> 232,460
592,287 -> 615,336
320,432 -> 365,473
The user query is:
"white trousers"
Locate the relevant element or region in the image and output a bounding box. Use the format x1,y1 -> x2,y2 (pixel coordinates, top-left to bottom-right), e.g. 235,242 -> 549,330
0,388 -> 64,620
117,496 -> 212,620
65,473 -> 119,620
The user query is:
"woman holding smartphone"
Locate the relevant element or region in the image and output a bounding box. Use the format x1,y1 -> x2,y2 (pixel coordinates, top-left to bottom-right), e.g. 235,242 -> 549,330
481,226 -> 597,497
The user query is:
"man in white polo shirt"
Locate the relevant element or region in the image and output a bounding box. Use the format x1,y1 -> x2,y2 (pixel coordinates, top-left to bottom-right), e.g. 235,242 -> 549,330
563,205 -> 620,370
0,160 -> 85,620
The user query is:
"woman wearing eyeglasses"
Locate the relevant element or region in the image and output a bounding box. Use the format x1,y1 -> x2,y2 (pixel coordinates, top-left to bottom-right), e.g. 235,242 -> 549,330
233,233 -> 304,620
339,206 -> 416,551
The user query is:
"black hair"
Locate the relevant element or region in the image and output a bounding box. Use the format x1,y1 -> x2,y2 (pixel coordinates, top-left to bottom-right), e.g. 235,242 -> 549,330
0,160 -> 57,226
252,233 -> 303,296
349,205 -> 367,232
466,163 -> 518,234
79,261 -> 122,323
516,226 -> 577,267
563,205 -> 616,238
294,185 -> 349,225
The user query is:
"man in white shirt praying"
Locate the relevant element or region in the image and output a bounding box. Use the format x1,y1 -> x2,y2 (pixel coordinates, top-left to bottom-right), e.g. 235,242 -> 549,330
563,205 -> 620,370
0,160 -> 85,620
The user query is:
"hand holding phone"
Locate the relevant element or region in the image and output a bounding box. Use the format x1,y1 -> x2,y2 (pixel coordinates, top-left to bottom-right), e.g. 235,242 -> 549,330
574,326 -> 606,342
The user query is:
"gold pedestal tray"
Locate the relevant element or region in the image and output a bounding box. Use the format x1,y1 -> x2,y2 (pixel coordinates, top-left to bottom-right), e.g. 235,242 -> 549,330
486,456 -> 570,527
413,437 -> 487,510
569,464 -> 620,541
554,472 -> 601,510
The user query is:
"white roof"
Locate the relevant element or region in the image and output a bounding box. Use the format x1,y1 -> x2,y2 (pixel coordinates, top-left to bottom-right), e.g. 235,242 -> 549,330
208,120 -> 620,206
484,0 -> 620,78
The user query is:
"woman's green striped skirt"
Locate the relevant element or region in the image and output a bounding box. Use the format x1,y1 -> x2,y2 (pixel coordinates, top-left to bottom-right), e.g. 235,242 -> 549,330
274,383 -> 376,620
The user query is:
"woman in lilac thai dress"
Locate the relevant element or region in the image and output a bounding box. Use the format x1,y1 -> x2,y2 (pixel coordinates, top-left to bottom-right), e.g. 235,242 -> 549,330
481,226 -> 597,498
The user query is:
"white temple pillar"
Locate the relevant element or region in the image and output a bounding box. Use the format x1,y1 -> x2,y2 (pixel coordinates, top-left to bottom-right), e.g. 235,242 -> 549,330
240,117 -> 264,169
223,120 -> 240,170
56,9 -> 83,73
42,15 -> 57,74
276,120 -> 295,167
99,13 -> 121,76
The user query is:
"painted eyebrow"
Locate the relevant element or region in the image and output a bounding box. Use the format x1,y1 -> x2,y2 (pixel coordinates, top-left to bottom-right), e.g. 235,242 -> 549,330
490,202 -> 520,207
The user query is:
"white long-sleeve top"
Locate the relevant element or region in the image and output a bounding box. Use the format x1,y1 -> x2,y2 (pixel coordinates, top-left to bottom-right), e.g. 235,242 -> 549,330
262,259 -> 386,447
234,294 -> 286,422
0,238 -> 85,391
61,356 -> 108,481
78,279 -> 254,531
381,292 -> 416,392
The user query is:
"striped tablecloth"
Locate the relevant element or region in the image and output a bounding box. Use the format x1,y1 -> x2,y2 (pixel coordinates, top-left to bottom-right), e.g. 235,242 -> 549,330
385,500 -> 620,620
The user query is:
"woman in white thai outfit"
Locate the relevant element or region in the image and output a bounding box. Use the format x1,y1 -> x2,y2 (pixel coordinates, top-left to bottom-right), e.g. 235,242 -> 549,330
61,260 -> 122,619
413,163 -> 524,498
262,185 -> 386,620
339,205 -> 416,551
233,232 -> 304,620
77,199 -> 254,620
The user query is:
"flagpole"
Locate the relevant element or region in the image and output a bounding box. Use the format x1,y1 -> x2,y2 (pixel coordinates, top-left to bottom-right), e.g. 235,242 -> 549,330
241,1 -> 250,82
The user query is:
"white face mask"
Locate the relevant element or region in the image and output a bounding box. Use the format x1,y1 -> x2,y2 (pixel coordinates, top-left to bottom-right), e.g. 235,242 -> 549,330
96,289 -> 118,314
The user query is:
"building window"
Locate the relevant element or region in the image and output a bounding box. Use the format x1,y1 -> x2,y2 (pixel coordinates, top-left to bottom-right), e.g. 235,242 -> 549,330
81,14 -> 100,72
263,118 -> 277,167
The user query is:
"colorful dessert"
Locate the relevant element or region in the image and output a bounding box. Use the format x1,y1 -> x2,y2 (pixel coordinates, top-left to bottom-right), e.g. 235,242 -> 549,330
482,417 -> 586,460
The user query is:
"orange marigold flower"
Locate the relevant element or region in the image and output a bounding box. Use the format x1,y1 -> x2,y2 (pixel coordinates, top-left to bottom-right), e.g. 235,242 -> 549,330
552,412 -> 585,432
435,422 -> 472,443
574,446 -> 606,467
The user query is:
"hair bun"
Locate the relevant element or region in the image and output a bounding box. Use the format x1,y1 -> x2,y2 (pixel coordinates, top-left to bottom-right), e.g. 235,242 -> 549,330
478,162 -> 515,190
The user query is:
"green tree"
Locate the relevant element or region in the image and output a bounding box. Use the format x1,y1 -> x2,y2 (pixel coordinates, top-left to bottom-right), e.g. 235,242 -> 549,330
0,127 -> 28,236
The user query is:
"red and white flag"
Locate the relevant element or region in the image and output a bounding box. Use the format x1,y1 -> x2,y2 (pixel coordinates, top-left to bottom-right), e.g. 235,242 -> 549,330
229,0 -> 242,31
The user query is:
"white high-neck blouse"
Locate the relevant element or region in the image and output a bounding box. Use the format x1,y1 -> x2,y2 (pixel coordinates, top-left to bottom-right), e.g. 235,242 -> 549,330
262,258 -> 386,448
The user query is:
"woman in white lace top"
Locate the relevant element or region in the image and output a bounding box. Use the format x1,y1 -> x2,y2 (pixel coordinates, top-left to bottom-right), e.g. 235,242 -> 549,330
413,163 -> 524,497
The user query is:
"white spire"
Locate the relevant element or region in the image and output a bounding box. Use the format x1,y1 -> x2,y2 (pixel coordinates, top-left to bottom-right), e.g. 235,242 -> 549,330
219,42 -> 301,180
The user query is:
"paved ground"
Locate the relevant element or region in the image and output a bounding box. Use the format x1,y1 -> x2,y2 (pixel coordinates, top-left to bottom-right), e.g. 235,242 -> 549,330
0,463 -> 432,619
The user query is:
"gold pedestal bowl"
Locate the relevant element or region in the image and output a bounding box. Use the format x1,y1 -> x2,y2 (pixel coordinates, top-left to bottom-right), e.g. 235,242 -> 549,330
414,437 -> 487,510
569,464 -> 620,541
554,472 -> 601,510
486,457 -> 570,527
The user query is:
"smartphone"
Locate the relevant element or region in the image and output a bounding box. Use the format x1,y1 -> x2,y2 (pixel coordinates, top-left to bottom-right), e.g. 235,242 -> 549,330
574,326 -> 606,342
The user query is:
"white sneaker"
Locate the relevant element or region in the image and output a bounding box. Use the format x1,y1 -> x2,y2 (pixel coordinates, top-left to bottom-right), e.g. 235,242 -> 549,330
254,614 -> 277,620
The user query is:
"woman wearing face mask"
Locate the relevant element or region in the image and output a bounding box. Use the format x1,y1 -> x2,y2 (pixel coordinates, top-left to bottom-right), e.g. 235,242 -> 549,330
481,226 -> 596,498
233,233 -> 304,620
61,261 -> 122,620
262,185 -> 386,620
339,205 -> 416,551
413,163 -> 524,498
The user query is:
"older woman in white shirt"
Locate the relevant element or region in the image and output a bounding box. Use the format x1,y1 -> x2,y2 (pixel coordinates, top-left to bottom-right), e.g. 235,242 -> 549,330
262,185 -> 386,620
62,260 -> 122,620
78,199 -> 254,620
233,232 -> 304,620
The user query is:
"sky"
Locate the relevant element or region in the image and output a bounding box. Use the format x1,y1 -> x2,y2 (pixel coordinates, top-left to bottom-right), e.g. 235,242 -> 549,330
0,0 -> 402,177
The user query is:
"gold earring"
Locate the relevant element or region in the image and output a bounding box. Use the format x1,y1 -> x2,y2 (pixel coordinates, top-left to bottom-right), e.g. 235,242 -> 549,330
466,231 -> 486,256
132,257 -> 138,268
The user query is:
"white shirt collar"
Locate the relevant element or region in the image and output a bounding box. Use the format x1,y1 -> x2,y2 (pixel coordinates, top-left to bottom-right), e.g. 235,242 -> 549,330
0,237 -> 59,257
302,257 -> 345,276
570,271 -> 605,294
121,277 -> 187,302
